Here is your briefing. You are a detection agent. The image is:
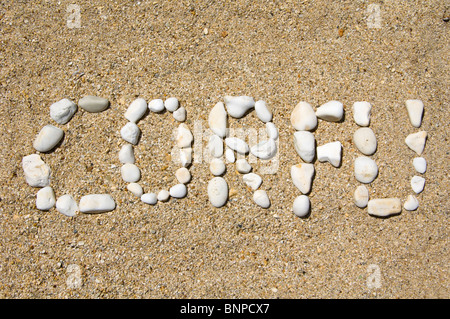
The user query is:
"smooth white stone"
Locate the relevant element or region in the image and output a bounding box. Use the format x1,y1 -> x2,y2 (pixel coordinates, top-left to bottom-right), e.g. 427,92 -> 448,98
173,106 -> 186,122
353,127 -> 377,155
404,195 -> 419,211
413,157 -> 427,174
208,135 -> 223,158
368,198 -> 402,217
176,123 -> 193,148
22,154 -> 51,187
405,131 -> 427,155
225,148 -> 235,163
121,163 -> 141,182
79,194 -> 116,213
180,148 -> 192,167
250,139 -> 277,160
243,173 -> 262,190
354,185 -> 369,208
119,144 -> 135,164
157,190 -> 170,202
266,122 -> 278,140
36,186 -> 56,211
236,159 -> 252,174
169,183 -> 187,198
120,122 -> 140,145
164,97 -> 179,112
55,194 -> 78,217
78,96 -> 109,113
141,193 -> 157,205
208,177 -> 228,208
127,183 -> 143,197
50,98 -> 77,124
253,189 -> 271,208
33,125 -> 64,153
208,102 -> 228,137
290,163 -> 315,194
210,158 -> 226,176
293,131 -> 315,163
148,99 -> 165,112
411,176 -> 425,194
316,100 -> 344,122
255,100 -> 272,123
290,101 -> 317,131
224,95 -> 255,118
405,99 -> 424,128
125,98 -> 147,123
317,141 -> 342,167
353,101 -> 371,127
293,195 -> 310,218
225,137 -> 249,155
354,156 -> 378,184
175,167 -> 191,184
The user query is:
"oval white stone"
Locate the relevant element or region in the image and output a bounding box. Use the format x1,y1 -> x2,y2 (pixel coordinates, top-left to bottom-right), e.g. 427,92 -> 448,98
173,106 -> 186,122
255,100 -> 272,123
119,144 -> 135,164
353,127 -> 377,155
293,195 -> 310,218
141,193 -> 157,205
224,95 -> 255,118
175,167 -> 191,184
368,198 -> 401,217
236,159 -> 252,174
316,100 -> 344,122
411,176 -> 425,194
176,123 -> 193,148
405,99 -> 424,128
210,158 -> 226,176
317,141 -> 342,167
404,195 -> 419,211
78,96 -> 109,113
354,156 -> 378,184
121,163 -> 141,182
291,101 -> 317,131
33,125 -> 64,153
243,173 -> 262,190
50,98 -> 77,125
208,177 -> 228,208
36,186 -> 56,211
225,137 -> 249,155
164,97 -> 179,112
353,101 -> 371,127
253,189 -> 271,208
79,194 -> 116,214
127,183 -> 143,197
208,134 -> 223,158
169,184 -> 187,198
148,99 -> 165,112
405,131 -> 427,155
120,122 -> 140,145
22,154 -> 51,187
266,122 -> 278,140
55,194 -> 78,217
208,102 -> 228,138
291,163 -> 315,194
413,157 -> 427,174
354,185 -> 369,208
125,98 -> 147,123
225,148 -> 235,163
293,131 -> 315,163
250,139 -> 277,160
157,190 -> 170,202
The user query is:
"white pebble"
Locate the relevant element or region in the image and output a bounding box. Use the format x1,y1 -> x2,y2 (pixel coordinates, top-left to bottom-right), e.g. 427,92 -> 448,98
208,102 -> 228,137
368,198 -> 402,217
255,100 -> 272,123
354,156 -> 378,184
36,186 -> 56,211
225,148 -> 235,163
293,195 -> 310,218
236,159 -> 252,174
127,183 -> 143,197
354,185 -> 369,208
50,98 -> 77,124
208,134 -> 224,158
353,127 -> 377,155
253,190 -> 271,208
404,195 -> 419,211
413,157 -> 427,174
33,125 -> 64,153
316,100 -> 344,122
405,99 -> 424,128
225,137 -> 249,155
250,139 -> 277,160
224,95 -> 255,118
173,106 -> 186,122
124,98 -> 147,123
148,99 -> 165,112
157,190 -> 170,202
405,131 -> 427,155
180,148 -> 192,167
208,177 -> 228,208
119,144 -> 135,164
317,141 -> 342,167
176,123 -> 193,148
120,122 -> 140,145
210,158 -> 226,176
290,163 -> 315,194
266,122 -> 278,140
79,194 -> 116,214
78,96 -> 109,113
55,194 -> 78,217
353,101 -> 371,127
169,184 -> 187,198
141,193 -> 157,205
243,173 -> 262,190
175,167 -> 191,184
293,131 -> 315,163
164,97 -> 179,112
291,101 -> 317,131
22,154 -> 51,187
121,163 -> 141,182
411,176 -> 425,194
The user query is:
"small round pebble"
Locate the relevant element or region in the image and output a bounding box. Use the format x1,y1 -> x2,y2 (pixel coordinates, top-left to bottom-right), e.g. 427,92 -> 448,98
33,125 -> 64,153
119,144 -> 135,164
148,99 -> 165,112
208,177 -> 228,208
78,96 -> 109,113
121,163 -> 141,183
353,127 -> 377,155
250,139 -> 277,160
55,194 -> 78,217
243,173 -> 262,190
79,194 -> 116,214
266,122 -> 278,140
293,195 -> 310,218
175,167 -> 191,184
127,183 -> 143,197
404,195 -> 419,211
173,107 -> 186,122
22,154 -> 51,187
316,100 -> 344,122
225,148 -> 235,163
353,101 -> 371,127
164,97 -> 179,112
405,131 -> 427,155
290,101 -> 317,131
141,193 -> 157,205
293,131 -> 315,163
50,98 -> 77,124
317,141 -> 342,167
120,122 -> 141,145
157,190 -> 170,202
354,156 -> 378,184
255,100 -> 272,123
36,186 -> 56,211
411,176 -> 425,194
354,185 -> 369,208
169,184 -> 187,198
413,157 -> 427,174
236,159 -> 252,174
210,158 -> 226,176
125,98 -> 147,123
253,189 -> 271,208
224,95 -> 255,118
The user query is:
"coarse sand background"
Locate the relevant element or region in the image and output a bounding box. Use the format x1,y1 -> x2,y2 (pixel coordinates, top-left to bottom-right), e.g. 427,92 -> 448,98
0,0 -> 448,298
